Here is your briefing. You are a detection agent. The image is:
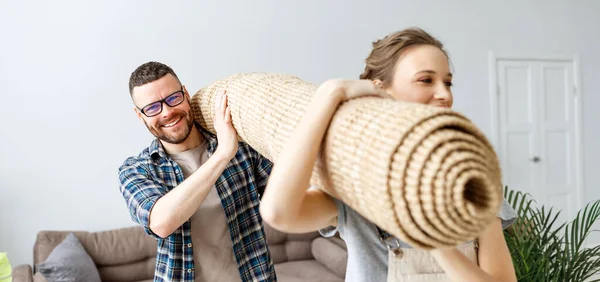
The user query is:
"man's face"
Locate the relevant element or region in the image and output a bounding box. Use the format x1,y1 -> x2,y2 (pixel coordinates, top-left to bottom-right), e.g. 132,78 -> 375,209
131,74 -> 194,144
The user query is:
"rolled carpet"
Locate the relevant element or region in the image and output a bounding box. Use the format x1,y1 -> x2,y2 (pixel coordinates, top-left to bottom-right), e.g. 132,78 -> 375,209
191,72 -> 503,249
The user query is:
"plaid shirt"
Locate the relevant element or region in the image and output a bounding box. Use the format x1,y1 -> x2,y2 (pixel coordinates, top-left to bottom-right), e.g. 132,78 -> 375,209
118,125 -> 277,282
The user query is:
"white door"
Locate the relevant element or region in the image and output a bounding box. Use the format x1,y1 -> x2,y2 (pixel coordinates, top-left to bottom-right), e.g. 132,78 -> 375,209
495,58 -> 581,223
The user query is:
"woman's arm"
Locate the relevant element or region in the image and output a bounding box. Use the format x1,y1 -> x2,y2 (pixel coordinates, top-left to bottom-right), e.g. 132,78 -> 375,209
430,218 -> 518,282
259,79 -> 389,233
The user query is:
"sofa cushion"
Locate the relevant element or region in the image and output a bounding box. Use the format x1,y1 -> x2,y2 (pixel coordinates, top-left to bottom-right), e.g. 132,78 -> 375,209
34,226 -> 157,281
263,223 -> 319,263
97,257 -> 155,282
36,233 -> 102,282
275,260 -> 343,282
311,237 -> 347,278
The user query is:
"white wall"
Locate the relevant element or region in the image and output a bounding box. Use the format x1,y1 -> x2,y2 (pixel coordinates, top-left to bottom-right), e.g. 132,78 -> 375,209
1,0 -> 599,267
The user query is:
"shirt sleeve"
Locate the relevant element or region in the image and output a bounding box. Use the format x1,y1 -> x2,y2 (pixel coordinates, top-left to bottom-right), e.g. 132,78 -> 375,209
118,159 -> 168,239
249,147 -> 273,198
319,197 -> 347,238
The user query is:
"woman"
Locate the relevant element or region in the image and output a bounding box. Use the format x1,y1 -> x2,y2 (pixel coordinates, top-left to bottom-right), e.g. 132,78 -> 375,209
260,27 -> 518,282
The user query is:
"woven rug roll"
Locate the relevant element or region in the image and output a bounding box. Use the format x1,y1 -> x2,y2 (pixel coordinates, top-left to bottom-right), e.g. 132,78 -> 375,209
191,72 -> 503,249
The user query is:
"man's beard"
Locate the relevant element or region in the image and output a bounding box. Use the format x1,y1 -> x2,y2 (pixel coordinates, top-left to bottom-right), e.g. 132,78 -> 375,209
145,110 -> 194,145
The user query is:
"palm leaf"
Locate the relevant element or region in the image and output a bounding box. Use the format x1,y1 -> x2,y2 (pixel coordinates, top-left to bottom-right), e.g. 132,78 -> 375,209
503,187 -> 600,281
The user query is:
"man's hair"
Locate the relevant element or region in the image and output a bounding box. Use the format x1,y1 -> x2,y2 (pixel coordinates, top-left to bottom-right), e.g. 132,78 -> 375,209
128,61 -> 180,95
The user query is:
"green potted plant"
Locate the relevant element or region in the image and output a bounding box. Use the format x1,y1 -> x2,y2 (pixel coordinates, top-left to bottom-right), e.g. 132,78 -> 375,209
503,187 -> 600,282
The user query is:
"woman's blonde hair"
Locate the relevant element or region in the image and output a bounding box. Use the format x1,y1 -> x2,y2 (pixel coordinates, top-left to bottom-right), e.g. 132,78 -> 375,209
359,27 -> 448,87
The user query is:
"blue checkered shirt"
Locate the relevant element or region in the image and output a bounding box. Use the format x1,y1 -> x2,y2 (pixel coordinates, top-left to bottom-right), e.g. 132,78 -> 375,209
118,125 -> 277,282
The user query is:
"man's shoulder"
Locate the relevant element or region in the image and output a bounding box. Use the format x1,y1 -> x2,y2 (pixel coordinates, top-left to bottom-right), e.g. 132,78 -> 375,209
238,141 -> 271,160
237,141 -> 256,155
234,142 -> 273,167
118,144 -> 156,175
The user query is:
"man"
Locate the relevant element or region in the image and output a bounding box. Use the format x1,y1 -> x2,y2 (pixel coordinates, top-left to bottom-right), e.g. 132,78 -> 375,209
118,61 -> 276,282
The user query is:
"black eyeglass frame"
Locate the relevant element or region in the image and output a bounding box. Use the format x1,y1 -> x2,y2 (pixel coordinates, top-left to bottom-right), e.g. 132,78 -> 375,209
137,88 -> 186,117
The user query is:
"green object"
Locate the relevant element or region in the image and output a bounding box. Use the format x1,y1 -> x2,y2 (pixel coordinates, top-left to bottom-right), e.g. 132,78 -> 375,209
503,186 -> 600,282
0,252 -> 11,282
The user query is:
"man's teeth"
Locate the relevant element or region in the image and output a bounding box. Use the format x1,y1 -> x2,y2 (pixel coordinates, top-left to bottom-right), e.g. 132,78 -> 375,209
163,117 -> 181,127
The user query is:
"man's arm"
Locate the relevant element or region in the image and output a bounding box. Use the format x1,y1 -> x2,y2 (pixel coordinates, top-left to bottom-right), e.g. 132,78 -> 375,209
119,162 -> 167,239
150,152 -> 234,237
118,154 -> 231,238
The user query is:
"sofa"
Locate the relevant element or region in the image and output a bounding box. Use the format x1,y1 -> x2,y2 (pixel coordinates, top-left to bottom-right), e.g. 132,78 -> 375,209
12,224 -> 347,282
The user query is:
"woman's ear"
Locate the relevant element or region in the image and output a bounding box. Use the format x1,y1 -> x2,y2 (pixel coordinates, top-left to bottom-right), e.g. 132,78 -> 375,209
372,79 -> 395,97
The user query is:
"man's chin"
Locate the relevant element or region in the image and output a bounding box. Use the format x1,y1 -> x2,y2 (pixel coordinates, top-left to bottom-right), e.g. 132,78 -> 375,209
149,120 -> 194,145
158,133 -> 189,145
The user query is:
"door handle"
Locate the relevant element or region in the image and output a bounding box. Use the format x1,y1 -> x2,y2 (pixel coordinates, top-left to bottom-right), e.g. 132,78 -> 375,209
530,156 -> 541,163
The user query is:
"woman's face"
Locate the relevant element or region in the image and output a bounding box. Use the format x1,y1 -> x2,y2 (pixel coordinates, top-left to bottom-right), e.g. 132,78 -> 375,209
378,44 -> 454,108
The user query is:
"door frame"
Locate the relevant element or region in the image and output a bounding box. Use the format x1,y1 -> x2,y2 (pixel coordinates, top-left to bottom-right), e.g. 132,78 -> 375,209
488,51 -> 585,211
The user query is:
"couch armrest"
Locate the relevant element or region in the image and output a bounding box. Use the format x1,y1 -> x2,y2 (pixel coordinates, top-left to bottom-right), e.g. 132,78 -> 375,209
311,237 -> 347,278
12,264 -> 33,282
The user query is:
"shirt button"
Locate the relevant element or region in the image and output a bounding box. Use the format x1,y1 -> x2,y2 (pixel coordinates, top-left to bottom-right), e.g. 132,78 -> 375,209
187,243 -> 192,247
187,269 -> 192,273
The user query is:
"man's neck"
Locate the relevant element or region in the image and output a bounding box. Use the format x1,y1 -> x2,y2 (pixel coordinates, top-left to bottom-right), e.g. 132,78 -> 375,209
160,125 -> 204,155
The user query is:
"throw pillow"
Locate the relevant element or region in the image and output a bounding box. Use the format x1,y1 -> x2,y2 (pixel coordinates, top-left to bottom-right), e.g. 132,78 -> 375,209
37,233 -> 101,282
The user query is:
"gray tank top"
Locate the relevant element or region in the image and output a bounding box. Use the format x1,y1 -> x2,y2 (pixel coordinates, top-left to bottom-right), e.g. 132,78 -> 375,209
319,197 -> 517,282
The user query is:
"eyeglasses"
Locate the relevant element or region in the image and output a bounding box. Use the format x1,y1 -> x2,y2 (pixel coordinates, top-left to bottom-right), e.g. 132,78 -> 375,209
138,88 -> 186,117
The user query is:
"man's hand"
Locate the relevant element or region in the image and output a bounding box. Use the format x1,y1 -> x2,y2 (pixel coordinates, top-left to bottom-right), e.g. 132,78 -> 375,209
213,90 -> 238,160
